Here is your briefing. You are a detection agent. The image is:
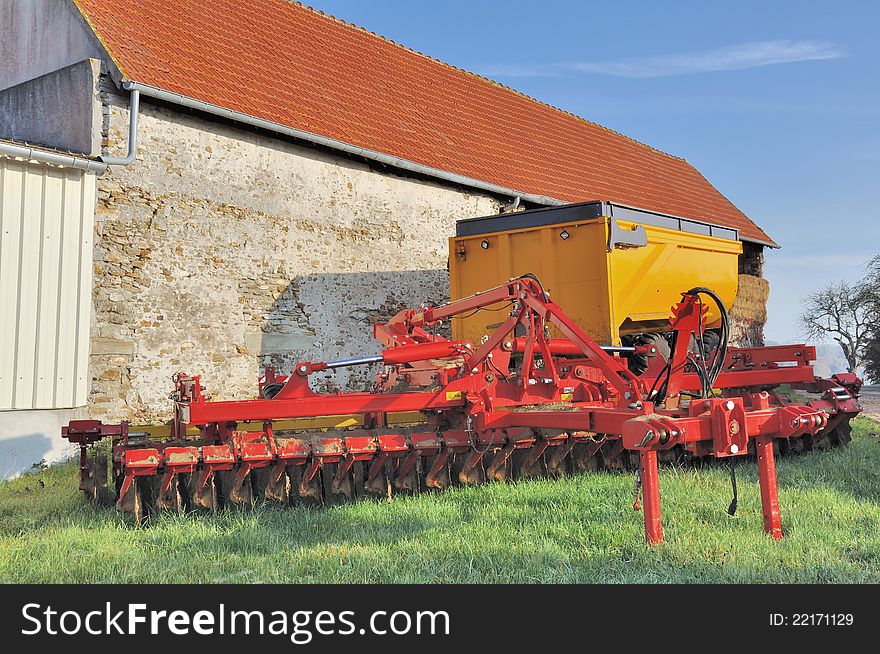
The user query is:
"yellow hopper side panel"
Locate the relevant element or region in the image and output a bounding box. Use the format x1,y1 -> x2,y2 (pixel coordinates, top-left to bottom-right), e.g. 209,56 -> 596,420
608,219 -> 741,341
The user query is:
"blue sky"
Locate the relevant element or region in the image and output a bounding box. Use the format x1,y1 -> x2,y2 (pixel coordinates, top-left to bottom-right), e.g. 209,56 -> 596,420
307,0 -> 879,342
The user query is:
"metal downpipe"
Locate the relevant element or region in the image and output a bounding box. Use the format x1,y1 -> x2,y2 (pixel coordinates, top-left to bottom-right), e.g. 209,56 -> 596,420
97,87 -> 140,165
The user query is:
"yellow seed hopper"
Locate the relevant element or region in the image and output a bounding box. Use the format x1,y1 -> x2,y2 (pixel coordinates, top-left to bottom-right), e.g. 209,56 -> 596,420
449,201 -> 742,345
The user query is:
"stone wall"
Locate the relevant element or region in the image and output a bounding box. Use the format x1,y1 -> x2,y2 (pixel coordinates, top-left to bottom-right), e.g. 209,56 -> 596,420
89,93 -> 500,423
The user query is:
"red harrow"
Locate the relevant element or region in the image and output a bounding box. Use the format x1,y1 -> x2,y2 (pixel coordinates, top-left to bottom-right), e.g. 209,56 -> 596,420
64,277 -> 862,544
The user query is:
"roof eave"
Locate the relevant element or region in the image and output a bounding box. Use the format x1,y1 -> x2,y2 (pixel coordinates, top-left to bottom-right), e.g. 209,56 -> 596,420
0,139 -> 108,173
745,236 -> 780,249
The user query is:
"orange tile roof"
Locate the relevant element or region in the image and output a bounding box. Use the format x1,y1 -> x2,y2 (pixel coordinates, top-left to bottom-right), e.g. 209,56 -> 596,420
73,0 -> 775,245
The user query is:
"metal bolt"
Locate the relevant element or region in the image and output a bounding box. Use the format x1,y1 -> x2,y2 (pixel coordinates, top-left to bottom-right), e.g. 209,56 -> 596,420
730,444 -> 739,454
725,400 -> 735,411
528,379 -> 537,385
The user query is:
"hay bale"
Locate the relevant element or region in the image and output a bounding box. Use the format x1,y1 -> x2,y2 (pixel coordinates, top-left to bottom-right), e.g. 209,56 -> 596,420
728,275 -> 769,347
729,274 -> 769,323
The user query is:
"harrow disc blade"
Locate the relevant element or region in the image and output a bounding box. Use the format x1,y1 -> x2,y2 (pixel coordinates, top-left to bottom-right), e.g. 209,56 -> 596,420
341,459 -> 390,500
545,446 -> 573,478
83,452 -> 111,506
810,431 -> 833,451
511,448 -> 547,480
425,453 -> 452,490
785,437 -> 806,455
251,465 -> 291,505
658,447 -> 685,465
485,445 -> 514,482
570,442 -> 601,473
599,442 -> 629,470
218,468 -> 255,506
453,452 -> 486,485
362,459 -> 392,499
830,421 -> 853,447
288,464 -> 324,505
184,471 -> 219,511
153,474 -> 183,513
391,455 -> 422,494
323,462 -> 357,504
117,476 -> 150,525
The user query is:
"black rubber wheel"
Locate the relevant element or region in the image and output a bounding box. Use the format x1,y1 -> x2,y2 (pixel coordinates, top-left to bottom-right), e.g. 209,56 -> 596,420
260,382 -> 285,399
693,329 -> 721,360
625,332 -> 671,375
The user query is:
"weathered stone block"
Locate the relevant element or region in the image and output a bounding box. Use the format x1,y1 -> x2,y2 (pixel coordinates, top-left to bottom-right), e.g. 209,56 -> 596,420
91,338 -> 135,355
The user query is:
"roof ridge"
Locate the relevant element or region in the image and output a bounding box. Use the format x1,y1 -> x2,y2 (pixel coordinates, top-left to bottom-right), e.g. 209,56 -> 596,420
292,1 -> 688,163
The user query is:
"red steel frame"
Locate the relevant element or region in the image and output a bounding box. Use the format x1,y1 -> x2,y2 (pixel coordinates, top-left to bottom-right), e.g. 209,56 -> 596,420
63,277 -> 863,544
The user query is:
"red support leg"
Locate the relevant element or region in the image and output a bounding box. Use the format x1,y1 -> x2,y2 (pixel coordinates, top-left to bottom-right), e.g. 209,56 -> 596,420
756,435 -> 783,539
640,450 -> 663,545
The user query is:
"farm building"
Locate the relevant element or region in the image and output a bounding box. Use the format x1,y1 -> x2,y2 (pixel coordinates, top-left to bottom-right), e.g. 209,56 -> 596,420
0,0 -> 775,477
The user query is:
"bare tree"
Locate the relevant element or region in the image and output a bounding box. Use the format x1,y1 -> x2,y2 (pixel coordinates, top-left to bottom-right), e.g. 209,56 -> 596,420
800,281 -> 872,372
865,337 -> 880,383
861,255 -> 880,382
861,254 -> 880,305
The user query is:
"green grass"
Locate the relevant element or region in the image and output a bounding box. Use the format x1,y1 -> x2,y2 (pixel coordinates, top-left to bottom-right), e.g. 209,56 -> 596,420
2,418 -> 879,584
